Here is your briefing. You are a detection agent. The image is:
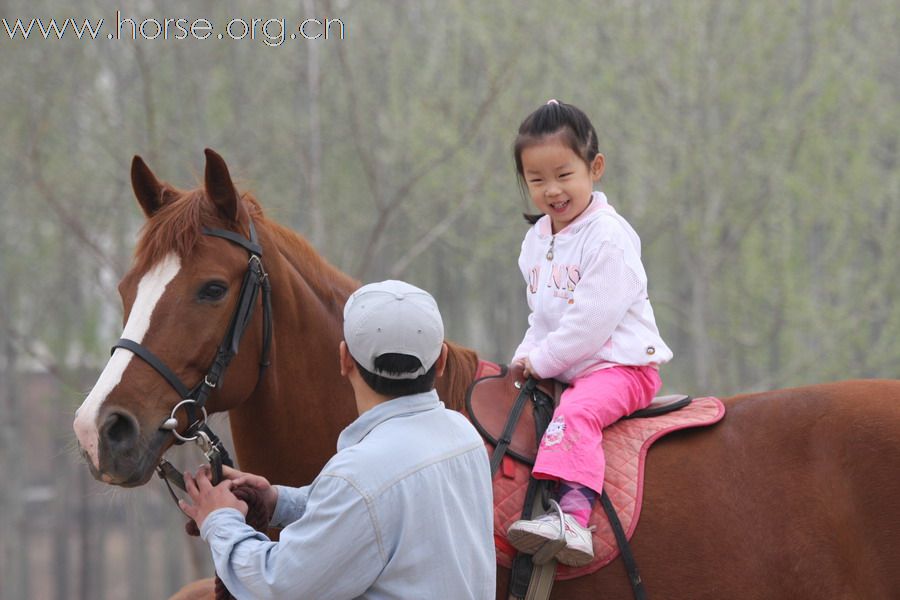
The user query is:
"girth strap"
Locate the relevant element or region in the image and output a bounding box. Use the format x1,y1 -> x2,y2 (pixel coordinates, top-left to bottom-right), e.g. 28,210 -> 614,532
600,489 -> 648,600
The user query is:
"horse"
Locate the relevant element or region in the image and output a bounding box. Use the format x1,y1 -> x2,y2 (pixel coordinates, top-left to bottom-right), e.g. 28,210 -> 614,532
74,149 -> 900,600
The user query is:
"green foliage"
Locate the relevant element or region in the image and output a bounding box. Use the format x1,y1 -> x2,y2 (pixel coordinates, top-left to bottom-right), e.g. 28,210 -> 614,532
1,0 -> 897,394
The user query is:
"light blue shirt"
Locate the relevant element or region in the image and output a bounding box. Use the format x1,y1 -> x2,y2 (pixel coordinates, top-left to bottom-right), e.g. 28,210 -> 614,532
200,390 -> 496,599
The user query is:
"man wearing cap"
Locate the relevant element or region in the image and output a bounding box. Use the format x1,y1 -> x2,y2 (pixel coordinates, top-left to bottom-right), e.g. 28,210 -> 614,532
180,280 -> 496,599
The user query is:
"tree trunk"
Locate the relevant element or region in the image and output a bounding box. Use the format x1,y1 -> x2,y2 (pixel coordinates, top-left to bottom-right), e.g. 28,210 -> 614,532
1,334 -> 30,600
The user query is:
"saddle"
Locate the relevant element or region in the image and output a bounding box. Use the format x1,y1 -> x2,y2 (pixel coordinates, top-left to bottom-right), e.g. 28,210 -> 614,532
467,362 -> 692,466
465,360 -> 725,592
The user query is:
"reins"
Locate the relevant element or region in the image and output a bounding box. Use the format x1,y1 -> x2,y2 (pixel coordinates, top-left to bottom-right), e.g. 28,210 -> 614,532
111,217 -> 272,509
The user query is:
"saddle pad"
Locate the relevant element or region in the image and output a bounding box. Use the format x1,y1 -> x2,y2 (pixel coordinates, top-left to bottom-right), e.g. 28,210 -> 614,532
487,382 -> 726,580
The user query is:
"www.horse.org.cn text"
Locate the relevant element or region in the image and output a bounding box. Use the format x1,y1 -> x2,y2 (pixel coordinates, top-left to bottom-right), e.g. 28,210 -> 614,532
2,12 -> 346,46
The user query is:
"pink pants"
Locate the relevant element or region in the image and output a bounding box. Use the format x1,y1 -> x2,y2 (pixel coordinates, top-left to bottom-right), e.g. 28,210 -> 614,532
532,365 -> 662,494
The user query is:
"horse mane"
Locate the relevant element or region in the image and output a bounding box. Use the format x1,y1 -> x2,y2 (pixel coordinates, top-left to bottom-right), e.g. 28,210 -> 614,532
132,185 -> 221,275
132,182 -> 479,408
132,184 -> 358,307
440,341 -> 480,413
259,214 -> 359,309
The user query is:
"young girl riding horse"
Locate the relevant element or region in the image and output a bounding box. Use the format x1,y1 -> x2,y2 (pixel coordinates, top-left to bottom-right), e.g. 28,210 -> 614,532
507,100 -> 673,567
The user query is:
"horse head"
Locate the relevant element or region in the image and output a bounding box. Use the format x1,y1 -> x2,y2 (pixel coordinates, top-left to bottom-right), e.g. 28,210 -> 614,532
73,149 -> 272,486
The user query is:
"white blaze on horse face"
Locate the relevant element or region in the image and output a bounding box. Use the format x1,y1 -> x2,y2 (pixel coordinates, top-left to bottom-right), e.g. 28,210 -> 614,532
73,253 -> 182,469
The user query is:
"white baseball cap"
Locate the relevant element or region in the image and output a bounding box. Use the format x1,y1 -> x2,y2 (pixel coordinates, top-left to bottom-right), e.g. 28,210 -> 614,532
343,280 -> 445,380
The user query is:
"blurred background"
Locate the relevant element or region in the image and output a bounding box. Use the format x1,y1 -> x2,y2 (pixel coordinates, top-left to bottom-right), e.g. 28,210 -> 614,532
1,0 -> 898,597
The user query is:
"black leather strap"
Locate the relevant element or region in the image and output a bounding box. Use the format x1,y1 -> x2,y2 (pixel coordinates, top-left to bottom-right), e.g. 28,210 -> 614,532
258,273 -> 272,371
112,338 -> 191,399
227,259 -> 263,354
490,378 -> 537,477
202,220 -> 262,256
509,478 -> 549,598
204,220 -> 272,378
600,489 -> 648,600
508,385 -> 557,599
113,217 -> 272,454
156,423 -> 235,513
198,424 -> 235,473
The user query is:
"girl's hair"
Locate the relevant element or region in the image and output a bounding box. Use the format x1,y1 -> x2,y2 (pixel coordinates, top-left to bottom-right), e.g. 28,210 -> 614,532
514,101 -> 600,224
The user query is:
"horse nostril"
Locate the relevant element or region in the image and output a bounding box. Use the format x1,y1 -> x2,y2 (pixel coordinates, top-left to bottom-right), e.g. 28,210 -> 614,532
102,411 -> 140,449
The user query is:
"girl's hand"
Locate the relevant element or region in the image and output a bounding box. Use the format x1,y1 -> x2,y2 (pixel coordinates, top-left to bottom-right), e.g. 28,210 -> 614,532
523,357 -> 536,379
513,357 -> 537,380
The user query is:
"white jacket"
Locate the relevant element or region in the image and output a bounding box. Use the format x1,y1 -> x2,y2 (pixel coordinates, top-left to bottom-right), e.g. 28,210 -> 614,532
513,191 -> 673,383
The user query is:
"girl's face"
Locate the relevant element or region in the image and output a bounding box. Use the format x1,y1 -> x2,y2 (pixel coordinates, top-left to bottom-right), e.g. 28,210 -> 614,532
520,134 -> 604,234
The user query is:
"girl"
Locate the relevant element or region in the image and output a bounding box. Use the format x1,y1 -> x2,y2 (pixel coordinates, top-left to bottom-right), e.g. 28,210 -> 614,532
506,100 -> 673,567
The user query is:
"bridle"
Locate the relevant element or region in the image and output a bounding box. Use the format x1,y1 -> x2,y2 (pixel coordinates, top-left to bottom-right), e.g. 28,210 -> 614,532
111,218 -> 272,505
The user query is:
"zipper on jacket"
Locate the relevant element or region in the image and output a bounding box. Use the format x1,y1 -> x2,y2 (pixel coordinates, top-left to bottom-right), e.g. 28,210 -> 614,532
546,235 -> 555,261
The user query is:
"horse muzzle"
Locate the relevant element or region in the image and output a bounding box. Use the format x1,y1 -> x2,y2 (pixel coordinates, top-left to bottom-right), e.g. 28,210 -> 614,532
87,409 -> 170,487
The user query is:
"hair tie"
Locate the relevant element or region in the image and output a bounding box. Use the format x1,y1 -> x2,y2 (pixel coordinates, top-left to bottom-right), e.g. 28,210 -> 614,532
546,99 -> 560,105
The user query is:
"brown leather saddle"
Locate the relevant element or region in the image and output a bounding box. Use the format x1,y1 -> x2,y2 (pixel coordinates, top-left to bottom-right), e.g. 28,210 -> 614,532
466,363 -> 691,467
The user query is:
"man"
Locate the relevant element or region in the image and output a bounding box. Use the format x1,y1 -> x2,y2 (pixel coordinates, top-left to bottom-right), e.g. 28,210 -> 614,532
181,280 -> 496,599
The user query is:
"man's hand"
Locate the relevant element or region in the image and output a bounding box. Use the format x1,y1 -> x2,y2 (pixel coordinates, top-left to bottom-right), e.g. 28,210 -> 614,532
179,468 -> 248,529
222,465 -> 279,517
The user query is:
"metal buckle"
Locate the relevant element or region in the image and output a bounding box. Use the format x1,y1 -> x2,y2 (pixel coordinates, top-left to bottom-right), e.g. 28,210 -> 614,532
248,254 -> 268,282
194,430 -> 224,485
195,429 -> 212,454
160,398 -> 209,443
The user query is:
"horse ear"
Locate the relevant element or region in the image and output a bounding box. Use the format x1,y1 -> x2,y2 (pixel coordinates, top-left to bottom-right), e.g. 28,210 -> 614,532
131,156 -> 165,218
204,148 -> 241,223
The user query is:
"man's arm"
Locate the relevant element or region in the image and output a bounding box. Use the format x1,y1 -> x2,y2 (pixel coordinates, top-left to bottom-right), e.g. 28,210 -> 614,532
199,472 -> 384,599
184,465 -> 310,529
268,484 -> 312,527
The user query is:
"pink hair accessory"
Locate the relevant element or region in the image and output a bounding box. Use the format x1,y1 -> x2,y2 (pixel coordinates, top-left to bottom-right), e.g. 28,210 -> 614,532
546,99 -> 560,105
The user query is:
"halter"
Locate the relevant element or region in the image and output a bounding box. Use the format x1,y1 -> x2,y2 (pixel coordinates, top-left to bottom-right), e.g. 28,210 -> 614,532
110,218 -> 272,504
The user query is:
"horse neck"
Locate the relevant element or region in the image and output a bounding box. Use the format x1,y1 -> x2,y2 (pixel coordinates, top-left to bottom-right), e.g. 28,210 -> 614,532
226,220 -> 481,486
228,223 -> 360,487
436,341 -> 480,413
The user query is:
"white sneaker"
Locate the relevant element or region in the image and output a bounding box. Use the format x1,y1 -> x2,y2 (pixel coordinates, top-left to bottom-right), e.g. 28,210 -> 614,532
554,513 -> 595,567
507,512 -> 595,567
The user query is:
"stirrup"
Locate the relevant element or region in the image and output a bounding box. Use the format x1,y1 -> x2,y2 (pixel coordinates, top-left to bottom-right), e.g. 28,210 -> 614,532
532,499 -> 567,565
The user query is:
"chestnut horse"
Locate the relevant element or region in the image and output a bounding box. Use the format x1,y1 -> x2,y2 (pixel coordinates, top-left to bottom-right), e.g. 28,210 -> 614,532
74,150 -> 900,600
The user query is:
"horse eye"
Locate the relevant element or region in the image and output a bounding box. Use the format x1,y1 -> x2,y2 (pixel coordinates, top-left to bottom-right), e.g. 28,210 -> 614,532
197,281 -> 228,302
